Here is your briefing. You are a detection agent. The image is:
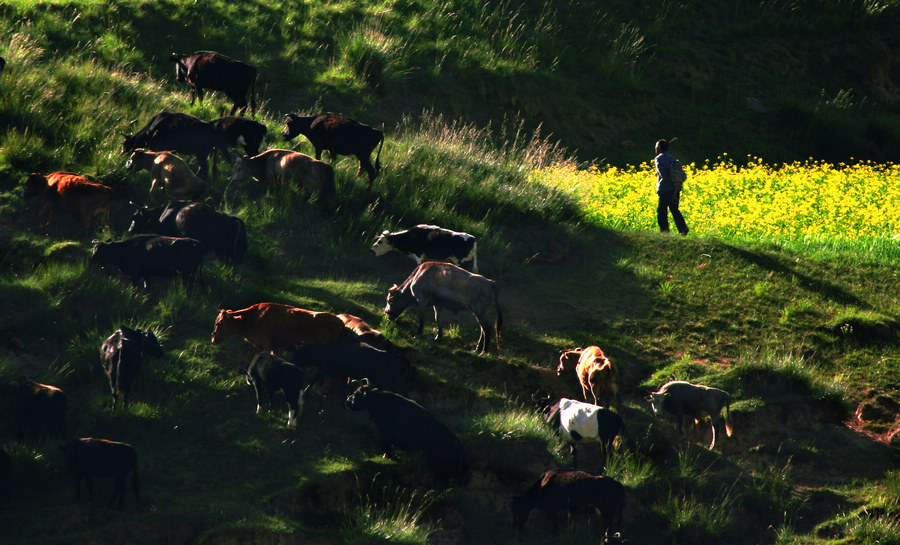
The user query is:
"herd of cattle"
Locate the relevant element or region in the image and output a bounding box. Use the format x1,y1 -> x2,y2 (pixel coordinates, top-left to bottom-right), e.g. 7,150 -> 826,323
3,50 -> 738,542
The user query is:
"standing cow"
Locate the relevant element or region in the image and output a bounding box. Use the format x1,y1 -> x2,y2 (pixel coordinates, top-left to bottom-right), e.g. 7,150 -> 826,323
59,438 -> 139,509
231,149 -> 336,210
543,397 -> 629,468
22,172 -> 113,236
170,51 -> 257,116
91,234 -> 205,290
15,377 -> 67,443
122,112 -> 229,179
126,149 -> 207,201
371,224 -> 478,273
345,380 -> 468,488
246,352 -> 306,428
557,346 -> 620,408
211,302 -> 348,353
649,380 -> 733,449
100,326 -> 164,410
282,113 -> 384,188
385,261 -> 502,354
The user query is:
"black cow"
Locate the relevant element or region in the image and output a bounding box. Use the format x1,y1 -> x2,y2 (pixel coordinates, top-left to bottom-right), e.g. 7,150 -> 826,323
212,116 -> 267,156
170,51 -> 257,116
129,201 -> 247,266
59,438 -> 139,509
385,261 -> 502,354
91,234 -> 204,290
543,397 -> 630,468
345,380 -> 468,488
511,469 -> 625,538
246,352 -> 306,428
371,224 -> 478,272
15,377 -> 67,443
282,113 -> 384,188
121,111 -> 229,179
100,326 -> 164,410
291,338 -> 410,395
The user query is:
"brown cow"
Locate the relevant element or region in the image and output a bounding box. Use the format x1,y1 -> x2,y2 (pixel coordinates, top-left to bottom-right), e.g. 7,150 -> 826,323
557,346 -> 620,408
126,149 -> 207,201
231,149 -> 335,210
211,302 -> 347,353
23,172 -> 113,235
384,261 -> 502,354
336,313 -> 396,352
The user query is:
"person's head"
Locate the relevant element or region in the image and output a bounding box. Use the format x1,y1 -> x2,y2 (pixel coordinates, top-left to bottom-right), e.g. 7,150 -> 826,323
655,139 -> 669,154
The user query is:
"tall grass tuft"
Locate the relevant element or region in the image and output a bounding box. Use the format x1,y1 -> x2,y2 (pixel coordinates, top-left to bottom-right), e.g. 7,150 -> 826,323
340,477 -> 441,544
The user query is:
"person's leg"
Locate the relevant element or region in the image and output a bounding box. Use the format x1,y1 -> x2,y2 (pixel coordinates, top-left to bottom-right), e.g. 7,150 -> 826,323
657,194 -> 671,232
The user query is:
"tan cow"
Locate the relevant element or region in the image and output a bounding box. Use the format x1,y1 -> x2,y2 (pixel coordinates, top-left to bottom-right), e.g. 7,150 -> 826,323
23,172 -> 113,236
557,346 -> 619,408
126,149 -> 207,201
211,302 -> 348,354
231,149 -> 336,210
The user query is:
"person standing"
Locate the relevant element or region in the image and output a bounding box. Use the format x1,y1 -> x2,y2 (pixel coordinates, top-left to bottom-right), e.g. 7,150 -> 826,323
654,139 -> 689,235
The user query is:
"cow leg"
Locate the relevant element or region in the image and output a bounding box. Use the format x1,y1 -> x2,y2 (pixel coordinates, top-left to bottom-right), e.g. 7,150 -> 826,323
708,419 -> 717,450
357,156 -> 376,188
432,306 -> 444,340
110,473 -> 126,508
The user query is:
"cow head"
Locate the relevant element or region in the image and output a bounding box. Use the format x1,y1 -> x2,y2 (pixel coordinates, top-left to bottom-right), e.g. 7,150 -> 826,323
169,53 -> 189,82
22,173 -> 49,199
344,378 -> 372,411
128,203 -> 157,234
211,309 -> 239,344
140,330 -> 164,358
370,231 -> 395,256
230,155 -> 256,184
281,114 -> 314,141
556,348 -> 583,376
648,391 -> 666,414
384,285 -> 415,320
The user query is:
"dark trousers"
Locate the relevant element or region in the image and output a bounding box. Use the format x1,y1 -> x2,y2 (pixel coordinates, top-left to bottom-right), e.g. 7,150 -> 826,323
657,191 -> 688,234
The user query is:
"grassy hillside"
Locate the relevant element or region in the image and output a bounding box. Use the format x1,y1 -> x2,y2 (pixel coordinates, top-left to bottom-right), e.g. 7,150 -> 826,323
1,1 -> 899,544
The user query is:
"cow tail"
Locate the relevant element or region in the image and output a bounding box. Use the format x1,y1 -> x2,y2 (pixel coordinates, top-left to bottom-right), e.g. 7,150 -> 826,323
724,394 -> 733,437
374,132 -> 384,174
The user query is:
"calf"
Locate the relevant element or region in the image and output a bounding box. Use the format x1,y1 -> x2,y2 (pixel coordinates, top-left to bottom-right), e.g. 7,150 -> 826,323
246,352 -> 306,427
231,149 -> 336,210
22,172 -> 113,236
212,116 -> 267,156
557,346 -> 620,408
337,313 -> 396,352
345,380 -> 468,488
544,397 -> 629,468
100,326 -> 164,410
128,201 -> 247,266
211,302 -> 348,354
170,51 -> 257,116
15,377 -> 67,443
649,380 -> 733,449
126,149 -> 207,201
511,469 -> 625,538
371,224 -> 478,272
282,113 -> 384,188
291,338 -> 410,395
59,438 -> 139,509
385,261 -> 502,354
92,235 -> 204,290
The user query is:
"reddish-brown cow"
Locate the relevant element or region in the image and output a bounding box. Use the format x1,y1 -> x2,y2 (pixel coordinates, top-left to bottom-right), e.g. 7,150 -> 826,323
23,172 -> 113,235
557,346 -> 620,408
211,302 -> 347,353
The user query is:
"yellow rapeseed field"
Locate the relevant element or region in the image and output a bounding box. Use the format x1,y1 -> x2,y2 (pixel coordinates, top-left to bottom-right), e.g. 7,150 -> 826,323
536,156 -> 900,240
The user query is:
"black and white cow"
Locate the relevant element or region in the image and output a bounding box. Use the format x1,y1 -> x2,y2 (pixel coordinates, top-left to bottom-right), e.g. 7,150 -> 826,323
649,380 -> 733,449
345,380 -> 468,488
543,397 -> 629,468
170,51 -> 257,116
246,352 -> 306,428
371,224 -> 478,273
100,326 -> 164,410
59,438 -> 139,509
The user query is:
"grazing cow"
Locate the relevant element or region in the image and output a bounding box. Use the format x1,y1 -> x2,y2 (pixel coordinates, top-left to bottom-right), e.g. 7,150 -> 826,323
291,338 -> 410,395
557,346 -> 620,408
511,469 -> 625,538
170,51 -> 257,116
122,111 -> 229,179
337,313 -> 396,352
15,377 -> 67,443
231,149 -> 336,210
649,380 -> 733,449
211,302 -> 348,353
543,397 -> 629,468
212,116 -> 267,156
22,172 -> 113,236
100,326 -> 164,410
246,352 -> 306,427
345,380 -> 468,488
59,438 -> 139,509
282,113 -> 384,188
126,149 -> 207,201
371,224 -> 479,273
91,234 -> 205,290
128,201 -> 247,265
385,261 -> 502,354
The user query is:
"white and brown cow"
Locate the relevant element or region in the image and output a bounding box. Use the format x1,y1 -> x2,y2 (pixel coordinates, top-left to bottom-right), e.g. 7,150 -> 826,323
371,224 -> 478,272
